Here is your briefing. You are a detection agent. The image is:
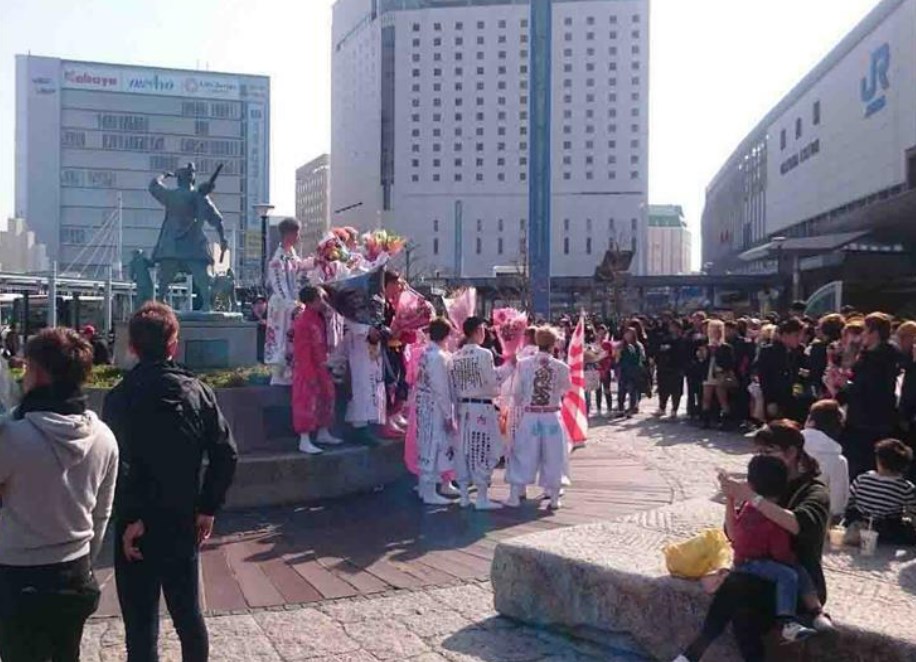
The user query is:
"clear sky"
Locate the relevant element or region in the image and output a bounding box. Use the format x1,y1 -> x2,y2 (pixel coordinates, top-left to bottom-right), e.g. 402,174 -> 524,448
0,0 -> 881,268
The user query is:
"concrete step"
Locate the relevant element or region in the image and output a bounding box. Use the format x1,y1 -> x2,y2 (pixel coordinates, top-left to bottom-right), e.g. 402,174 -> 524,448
491,498 -> 916,662
226,438 -> 408,509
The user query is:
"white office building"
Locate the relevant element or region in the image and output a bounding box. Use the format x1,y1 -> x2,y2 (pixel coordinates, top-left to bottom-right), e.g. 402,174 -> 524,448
332,0 -> 650,281
295,154 -> 331,253
15,55 -> 270,283
702,0 -> 916,295
647,204 -> 690,275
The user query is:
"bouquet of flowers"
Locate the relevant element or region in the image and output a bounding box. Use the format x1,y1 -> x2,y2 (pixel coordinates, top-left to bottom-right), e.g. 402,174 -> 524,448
391,287 -> 435,338
362,230 -> 406,262
492,307 -> 528,358
317,232 -> 351,264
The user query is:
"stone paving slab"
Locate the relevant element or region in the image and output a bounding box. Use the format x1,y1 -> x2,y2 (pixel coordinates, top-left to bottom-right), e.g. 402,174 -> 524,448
81,583 -> 649,661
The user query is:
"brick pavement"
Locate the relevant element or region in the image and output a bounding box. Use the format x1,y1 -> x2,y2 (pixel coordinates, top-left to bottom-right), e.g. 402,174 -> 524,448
85,405 -> 759,661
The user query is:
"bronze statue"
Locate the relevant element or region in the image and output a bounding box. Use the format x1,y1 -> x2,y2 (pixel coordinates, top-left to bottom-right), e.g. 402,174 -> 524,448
149,162 -> 228,313
129,249 -> 155,304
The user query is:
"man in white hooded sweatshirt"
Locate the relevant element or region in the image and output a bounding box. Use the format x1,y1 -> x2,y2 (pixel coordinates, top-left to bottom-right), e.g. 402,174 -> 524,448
0,328 -> 119,662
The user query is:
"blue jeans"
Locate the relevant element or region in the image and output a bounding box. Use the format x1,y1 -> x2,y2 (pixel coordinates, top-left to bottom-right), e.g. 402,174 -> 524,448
734,559 -> 813,618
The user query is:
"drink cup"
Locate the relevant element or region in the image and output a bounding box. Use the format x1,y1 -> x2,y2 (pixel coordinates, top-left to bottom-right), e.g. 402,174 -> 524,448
828,526 -> 846,550
859,528 -> 879,556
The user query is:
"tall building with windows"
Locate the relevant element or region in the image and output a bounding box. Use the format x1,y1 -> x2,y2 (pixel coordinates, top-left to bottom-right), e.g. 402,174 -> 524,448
331,0 -> 650,280
295,154 -> 331,253
702,0 -> 916,302
15,55 -> 269,282
647,205 -> 691,275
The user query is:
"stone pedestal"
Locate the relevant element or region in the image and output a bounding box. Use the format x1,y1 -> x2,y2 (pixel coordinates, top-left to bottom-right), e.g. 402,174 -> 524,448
114,312 -> 258,370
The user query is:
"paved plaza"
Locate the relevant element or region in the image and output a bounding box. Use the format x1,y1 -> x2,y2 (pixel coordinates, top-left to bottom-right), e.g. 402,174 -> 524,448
83,406 -> 760,661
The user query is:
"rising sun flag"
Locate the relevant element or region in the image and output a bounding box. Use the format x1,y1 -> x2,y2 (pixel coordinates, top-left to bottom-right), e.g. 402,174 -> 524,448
562,313 -> 589,445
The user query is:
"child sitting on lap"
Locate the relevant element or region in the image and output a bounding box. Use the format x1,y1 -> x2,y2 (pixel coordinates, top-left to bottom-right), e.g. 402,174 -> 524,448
672,456 -> 828,662
844,439 -> 916,546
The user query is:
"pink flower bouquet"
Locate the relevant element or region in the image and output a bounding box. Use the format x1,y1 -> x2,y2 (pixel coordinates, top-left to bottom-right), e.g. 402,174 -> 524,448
492,307 -> 528,358
391,288 -> 435,338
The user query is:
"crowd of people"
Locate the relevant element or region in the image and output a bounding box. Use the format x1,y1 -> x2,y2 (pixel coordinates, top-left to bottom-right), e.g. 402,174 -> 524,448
4,214 -> 916,662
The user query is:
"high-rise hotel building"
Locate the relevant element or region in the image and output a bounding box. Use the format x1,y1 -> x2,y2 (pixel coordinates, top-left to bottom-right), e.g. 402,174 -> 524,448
331,0 -> 650,281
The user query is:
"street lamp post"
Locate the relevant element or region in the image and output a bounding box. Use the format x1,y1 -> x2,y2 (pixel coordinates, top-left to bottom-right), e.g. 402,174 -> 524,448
254,203 -> 275,288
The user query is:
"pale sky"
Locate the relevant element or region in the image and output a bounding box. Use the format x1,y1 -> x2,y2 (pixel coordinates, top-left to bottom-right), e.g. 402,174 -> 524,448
0,0 -> 880,268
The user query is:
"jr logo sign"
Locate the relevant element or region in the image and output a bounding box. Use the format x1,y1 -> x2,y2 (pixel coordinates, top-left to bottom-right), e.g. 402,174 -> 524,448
861,43 -> 890,118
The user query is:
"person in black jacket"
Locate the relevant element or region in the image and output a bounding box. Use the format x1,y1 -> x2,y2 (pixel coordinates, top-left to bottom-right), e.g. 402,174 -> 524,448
896,321 -> 916,482
840,312 -> 900,480
727,320 -> 756,426
807,314 -> 845,401
754,318 -> 808,423
686,312 -> 709,420
103,302 -> 238,662
653,319 -> 689,419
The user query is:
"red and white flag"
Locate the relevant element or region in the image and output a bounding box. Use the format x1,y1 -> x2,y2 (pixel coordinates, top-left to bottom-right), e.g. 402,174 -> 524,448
562,314 -> 589,445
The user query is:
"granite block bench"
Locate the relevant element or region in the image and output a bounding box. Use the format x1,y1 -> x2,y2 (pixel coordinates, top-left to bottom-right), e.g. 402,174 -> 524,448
491,498 -> 916,661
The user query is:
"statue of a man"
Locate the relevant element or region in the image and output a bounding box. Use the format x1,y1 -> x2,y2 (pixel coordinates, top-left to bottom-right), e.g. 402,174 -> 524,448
149,162 -> 228,313
129,249 -> 155,304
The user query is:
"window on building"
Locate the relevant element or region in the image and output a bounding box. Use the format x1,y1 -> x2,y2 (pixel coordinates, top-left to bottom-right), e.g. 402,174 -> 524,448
433,173 -> 440,182
434,22 -> 441,30
411,174 -> 419,182
412,38 -> 420,47
632,30 -> 640,38
564,48 -> 573,57
434,37 -> 441,47
412,23 -> 420,32
499,19 -> 506,29
433,219 -> 439,232
412,128 -> 420,137
497,237 -> 504,254
412,144 -> 420,153
411,159 -> 419,168
520,172 -> 527,181
433,238 -> 439,255
796,117 -> 803,139
563,140 -> 572,149
476,237 -> 482,254
563,172 -> 571,180
455,173 -> 463,182
813,100 -> 821,126
456,21 -> 463,29
630,171 -> 639,179
586,237 -> 592,254
498,173 -> 506,181
477,20 -> 485,29
564,237 -> 570,254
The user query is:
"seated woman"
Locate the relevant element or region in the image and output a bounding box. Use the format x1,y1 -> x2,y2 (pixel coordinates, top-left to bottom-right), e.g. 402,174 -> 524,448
701,320 -> 736,429
802,399 -> 849,520
671,421 -> 830,662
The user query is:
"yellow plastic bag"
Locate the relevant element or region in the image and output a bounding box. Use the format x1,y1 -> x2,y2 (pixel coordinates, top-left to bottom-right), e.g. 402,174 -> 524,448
663,528 -> 733,580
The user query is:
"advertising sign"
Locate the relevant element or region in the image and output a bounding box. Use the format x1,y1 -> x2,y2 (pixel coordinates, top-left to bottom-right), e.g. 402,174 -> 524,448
61,63 -> 240,100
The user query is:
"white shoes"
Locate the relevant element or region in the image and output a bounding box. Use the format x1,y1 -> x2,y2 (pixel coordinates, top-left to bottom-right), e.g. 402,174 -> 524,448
781,620 -> 816,644
505,485 -> 525,508
420,482 -> 453,506
475,498 -> 503,511
315,428 -> 343,446
439,482 -> 461,497
298,434 -> 323,455
671,656 -> 691,662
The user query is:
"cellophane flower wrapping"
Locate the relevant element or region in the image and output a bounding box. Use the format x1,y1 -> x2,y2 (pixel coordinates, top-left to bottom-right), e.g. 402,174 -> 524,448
492,307 -> 528,358
391,288 -> 435,337
444,287 -> 476,350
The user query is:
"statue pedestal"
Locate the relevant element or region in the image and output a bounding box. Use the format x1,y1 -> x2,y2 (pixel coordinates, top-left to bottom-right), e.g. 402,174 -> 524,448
115,312 -> 259,371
